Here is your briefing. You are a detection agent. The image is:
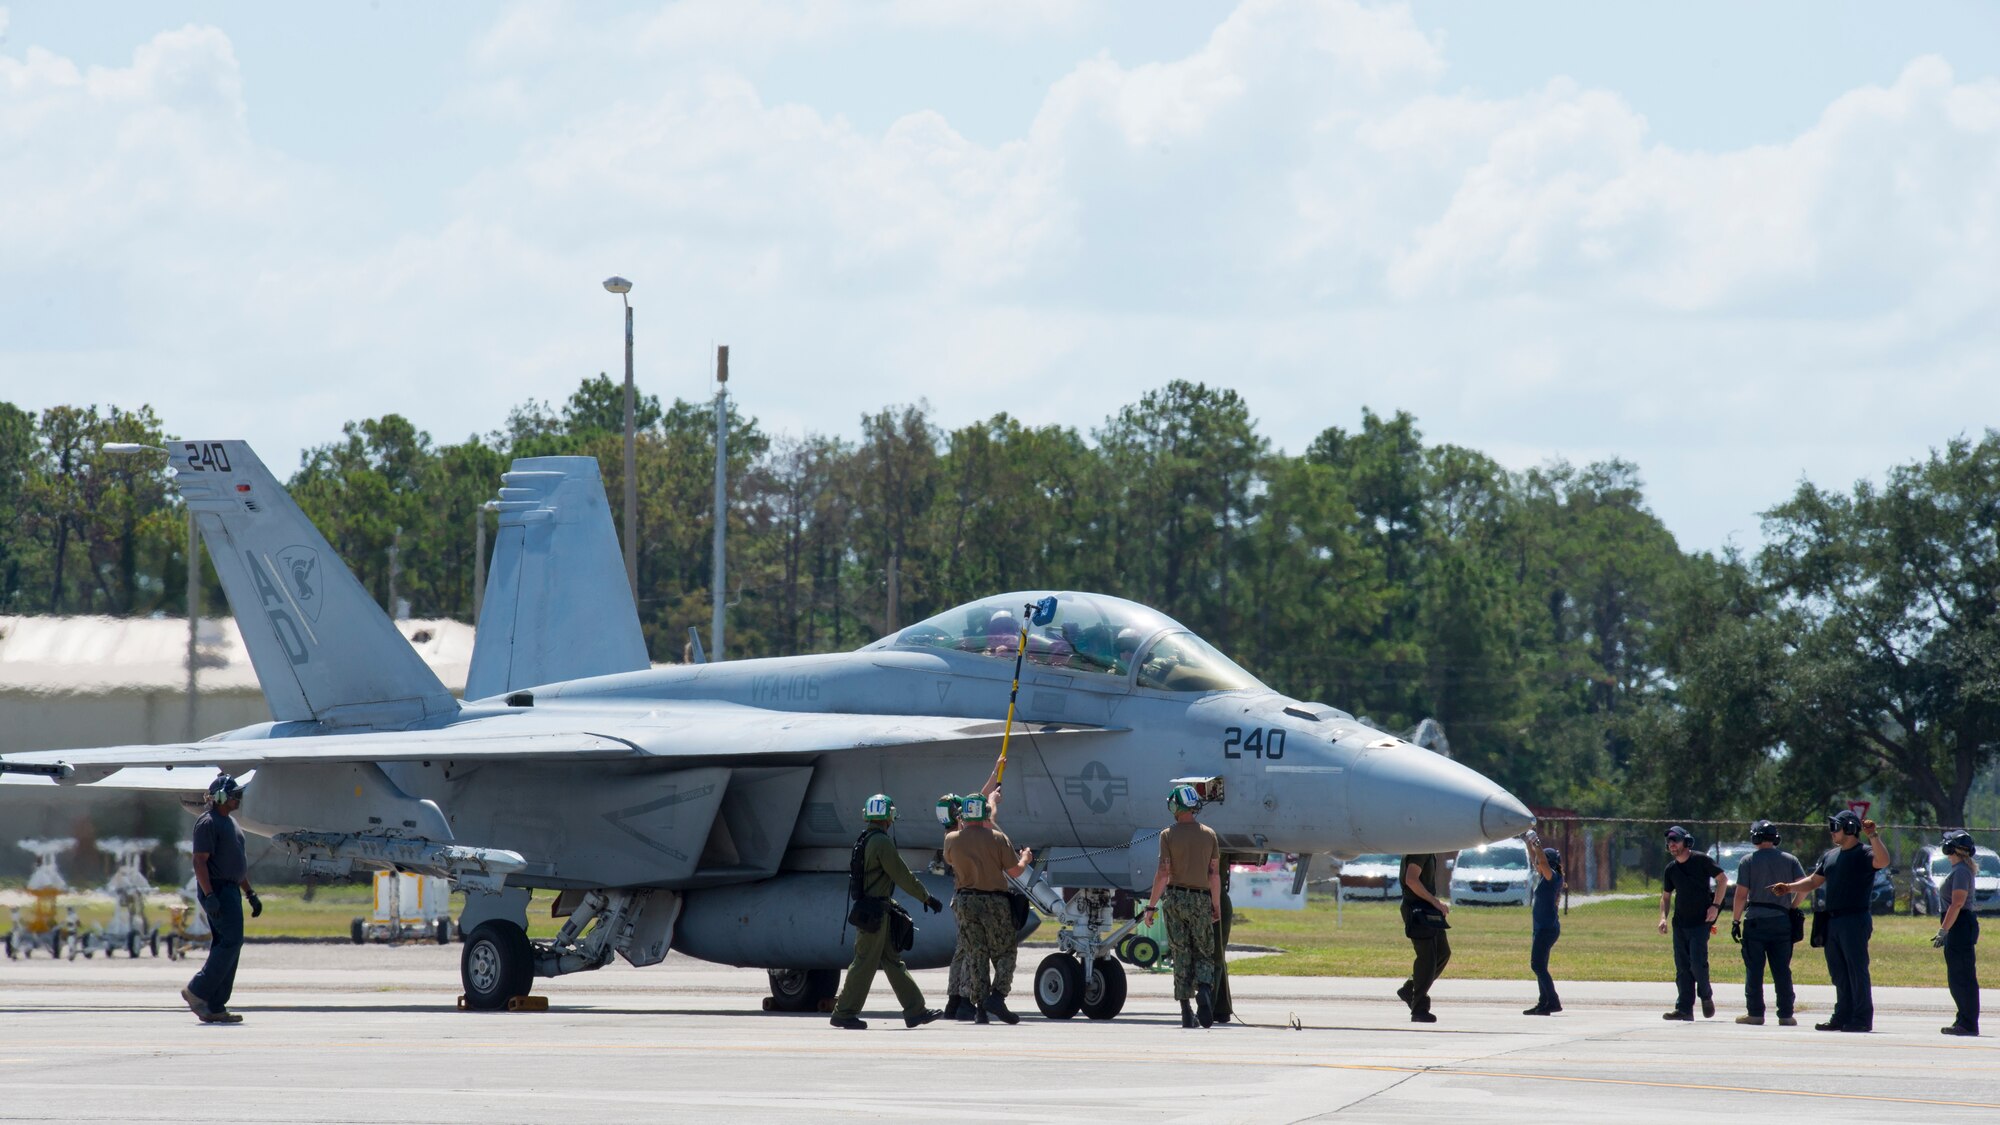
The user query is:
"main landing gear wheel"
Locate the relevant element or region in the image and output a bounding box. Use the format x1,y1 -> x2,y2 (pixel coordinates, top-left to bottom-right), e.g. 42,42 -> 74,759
436,919 -> 454,945
765,968 -> 839,1013
461,920 -> 534,1011
350,918 -> 366,945
1034,953 -> 1085,1020
1079,957 -> 1127,1020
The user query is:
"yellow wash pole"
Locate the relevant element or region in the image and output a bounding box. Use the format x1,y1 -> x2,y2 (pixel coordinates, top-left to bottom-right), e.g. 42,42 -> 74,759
994,604 -> 1034,785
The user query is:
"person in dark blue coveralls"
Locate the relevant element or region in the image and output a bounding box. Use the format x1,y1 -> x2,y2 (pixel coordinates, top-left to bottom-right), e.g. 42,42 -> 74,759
1522,829 -> 1564,1015
1770,810 -> 1891,1033
180,774 -> 262,1024
1934,830 -> 1981,1036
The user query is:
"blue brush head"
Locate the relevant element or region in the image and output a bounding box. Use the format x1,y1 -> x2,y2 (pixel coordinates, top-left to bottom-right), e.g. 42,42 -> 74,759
1030,595 -> 1059,626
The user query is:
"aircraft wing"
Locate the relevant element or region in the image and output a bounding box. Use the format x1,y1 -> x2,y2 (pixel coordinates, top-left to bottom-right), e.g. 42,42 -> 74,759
0,705 -> 1114,786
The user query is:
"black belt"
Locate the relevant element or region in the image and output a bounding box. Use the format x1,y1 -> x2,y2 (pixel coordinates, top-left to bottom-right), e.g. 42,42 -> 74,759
1166,885 -> 1210,893
1747,902 -> 1790,913
956,888 -> 1008,896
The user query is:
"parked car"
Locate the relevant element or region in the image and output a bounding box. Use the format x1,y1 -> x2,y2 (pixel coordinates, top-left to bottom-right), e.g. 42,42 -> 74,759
1335,854 -> 1405,901
1450,839 -> 1532,906
1909,844 -> 2000,916
1708,843 -> 1756,884
1807,861 -> 1897,915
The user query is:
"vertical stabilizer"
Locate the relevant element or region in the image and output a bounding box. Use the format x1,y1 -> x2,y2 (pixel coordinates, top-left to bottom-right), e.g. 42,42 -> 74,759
466,456 -> 650,699
170,441 -> 456,727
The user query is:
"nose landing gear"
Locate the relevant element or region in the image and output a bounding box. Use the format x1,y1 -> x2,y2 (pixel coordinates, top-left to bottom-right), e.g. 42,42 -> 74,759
1010,873 -> 1137,1020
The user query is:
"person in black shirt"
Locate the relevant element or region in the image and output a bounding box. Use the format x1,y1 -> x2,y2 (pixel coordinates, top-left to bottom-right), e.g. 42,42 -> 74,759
1657,825 -> 1727,1020
1396,853 -> 1451,1024
182,774 -> 261,1024
1933,830 -> 1979,1037
1770,810 -> 1891,1032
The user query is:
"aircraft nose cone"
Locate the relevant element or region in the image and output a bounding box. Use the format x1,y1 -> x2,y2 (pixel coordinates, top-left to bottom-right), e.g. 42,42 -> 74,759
1347,743 -> 1533,853
1482,791 -> 1535,840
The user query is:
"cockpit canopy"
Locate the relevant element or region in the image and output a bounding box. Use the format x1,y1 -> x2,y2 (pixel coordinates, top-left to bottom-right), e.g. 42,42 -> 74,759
862,591 -> 1266,694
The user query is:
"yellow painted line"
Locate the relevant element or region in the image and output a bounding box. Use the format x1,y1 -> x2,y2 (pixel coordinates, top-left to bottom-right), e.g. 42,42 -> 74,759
1310,1063 -> 2000,1110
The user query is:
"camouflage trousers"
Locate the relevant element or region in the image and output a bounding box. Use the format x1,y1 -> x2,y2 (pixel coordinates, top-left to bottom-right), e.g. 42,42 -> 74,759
951,892 -> 1017,1004
1163,885 -> 1218,1001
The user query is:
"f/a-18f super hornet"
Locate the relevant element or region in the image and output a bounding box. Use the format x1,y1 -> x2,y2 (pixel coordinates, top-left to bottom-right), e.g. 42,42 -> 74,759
0,440 -> 1533,1016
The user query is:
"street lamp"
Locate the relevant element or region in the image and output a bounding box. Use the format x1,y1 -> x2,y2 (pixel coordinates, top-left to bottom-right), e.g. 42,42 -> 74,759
103,443 -> 201,741
602,277 -> 639,603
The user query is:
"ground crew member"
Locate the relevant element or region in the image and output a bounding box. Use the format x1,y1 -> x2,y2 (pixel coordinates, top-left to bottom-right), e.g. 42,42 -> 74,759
1658,824 -> 1727,1020
1731,819 -> 1805,1026
1770,810 -> 1890,1032
934,792 -> 970,1021
1523,829 -> 1563,1015
1142,784 -> 1221,1028
942,791 -> 1031,1025
1396,852 -> 1451,1023
829,793 -> 944,1030
181,774 -> 260,1024
1935,829 -> 1981,1036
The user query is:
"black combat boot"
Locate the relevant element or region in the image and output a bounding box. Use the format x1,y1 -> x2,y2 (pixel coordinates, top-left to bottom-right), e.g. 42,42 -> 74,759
982,993 -> 1020,1025
1181,1000 -> 1197,1028
942,996 -> 964,1021
829,1015 -> 867,1030
1195,984 -> 1214,1028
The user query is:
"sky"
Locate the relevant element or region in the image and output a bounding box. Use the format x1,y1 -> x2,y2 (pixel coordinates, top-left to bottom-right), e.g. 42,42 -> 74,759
2,0 -> 1997,553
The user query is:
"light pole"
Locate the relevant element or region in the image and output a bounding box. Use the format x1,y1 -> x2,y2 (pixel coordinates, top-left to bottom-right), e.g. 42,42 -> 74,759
712,345 -> 728,662
603,276 -> 638,603
104,442 -> 199,740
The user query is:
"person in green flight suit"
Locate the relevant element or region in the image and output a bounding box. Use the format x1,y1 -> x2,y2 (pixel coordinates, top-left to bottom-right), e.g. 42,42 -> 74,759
829,793 -> 946,1030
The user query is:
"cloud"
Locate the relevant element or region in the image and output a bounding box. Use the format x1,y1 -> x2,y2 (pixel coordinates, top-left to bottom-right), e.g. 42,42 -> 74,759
1,0 -> 1996,553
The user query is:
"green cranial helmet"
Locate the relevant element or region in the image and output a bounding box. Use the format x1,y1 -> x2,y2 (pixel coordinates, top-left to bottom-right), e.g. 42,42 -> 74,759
960,793 -> 991,822
935,793 -> 963,828
862,793 -> 897,822
1168,784 -> 1202,813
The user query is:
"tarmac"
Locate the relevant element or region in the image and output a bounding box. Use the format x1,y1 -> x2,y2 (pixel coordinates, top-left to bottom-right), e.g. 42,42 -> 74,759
2,944 -> 1996,1123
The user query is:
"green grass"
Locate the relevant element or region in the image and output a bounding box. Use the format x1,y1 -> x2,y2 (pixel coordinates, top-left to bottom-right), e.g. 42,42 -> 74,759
1228,895 -> 1962,988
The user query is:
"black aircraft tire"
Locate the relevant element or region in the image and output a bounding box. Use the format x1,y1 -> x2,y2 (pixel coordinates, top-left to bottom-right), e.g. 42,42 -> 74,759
767,968 -> 839,1012
1079,957 -> 1127,1020
351,918 -> 367,945
461,921 -> 533,1011
436,919 -> 452,945
1034,953 -> 1084,1020
1127,934 -> 1161,969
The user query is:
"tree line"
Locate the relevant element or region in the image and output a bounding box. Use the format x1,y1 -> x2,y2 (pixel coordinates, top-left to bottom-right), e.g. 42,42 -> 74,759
3,383 -> 1997,828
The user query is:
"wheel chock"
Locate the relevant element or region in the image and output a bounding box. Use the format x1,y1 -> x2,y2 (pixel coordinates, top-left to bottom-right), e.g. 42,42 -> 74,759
456,994 -> 548,1012
816,997 -> 837,1013
761,997 -> 778,1012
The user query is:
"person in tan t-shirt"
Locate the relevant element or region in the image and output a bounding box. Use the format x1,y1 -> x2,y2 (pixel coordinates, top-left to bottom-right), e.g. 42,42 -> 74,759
1143,784 -> 1222,1027
943,792 -> 1032,1023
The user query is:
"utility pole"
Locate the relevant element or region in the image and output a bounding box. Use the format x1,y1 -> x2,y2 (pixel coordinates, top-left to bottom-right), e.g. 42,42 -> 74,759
886,551 -> 899,634
185,511 -> 200,742
387,526 -> 402,618
712,345 -> 729,661
472,504 -> 488,626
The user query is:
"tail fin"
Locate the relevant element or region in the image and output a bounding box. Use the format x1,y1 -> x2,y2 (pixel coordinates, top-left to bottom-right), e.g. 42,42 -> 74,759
172,440 -> 456,727
465,456 -> 649,700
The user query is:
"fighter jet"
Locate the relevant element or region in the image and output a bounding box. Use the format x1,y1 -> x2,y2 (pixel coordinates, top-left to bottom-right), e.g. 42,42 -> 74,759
0,441 -> 1533,1015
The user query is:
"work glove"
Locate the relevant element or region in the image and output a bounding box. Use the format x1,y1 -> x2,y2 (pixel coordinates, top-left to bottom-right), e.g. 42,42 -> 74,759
923,897 -> 944,914
1730,920 -> 1741,943
1932,928 -> 1949,949
246,890 -> 263,918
